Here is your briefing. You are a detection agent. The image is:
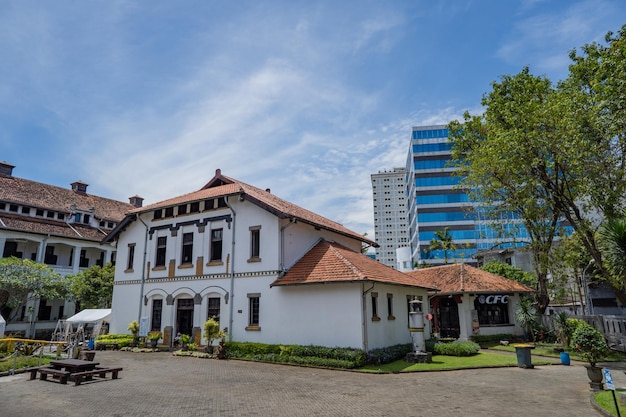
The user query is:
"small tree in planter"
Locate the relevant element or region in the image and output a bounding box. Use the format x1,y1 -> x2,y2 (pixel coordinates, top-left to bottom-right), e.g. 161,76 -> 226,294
571,322 -> 610,390
203,317 -> 220,353
148,331 -> 162,348
127,320 -> 140,346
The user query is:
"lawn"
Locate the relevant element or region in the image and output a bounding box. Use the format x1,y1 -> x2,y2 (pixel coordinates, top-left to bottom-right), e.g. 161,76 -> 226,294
359,351 -> 555,373
594,389 -> 626,416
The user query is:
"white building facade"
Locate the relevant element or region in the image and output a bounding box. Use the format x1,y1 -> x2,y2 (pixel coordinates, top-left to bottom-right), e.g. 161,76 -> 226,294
106,170 -> 432,351
370,168 -> 409,269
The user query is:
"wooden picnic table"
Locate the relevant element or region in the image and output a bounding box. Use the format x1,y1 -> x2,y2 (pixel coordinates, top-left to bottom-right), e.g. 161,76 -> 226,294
50,359 -> 100,373
30,359 -> 123,385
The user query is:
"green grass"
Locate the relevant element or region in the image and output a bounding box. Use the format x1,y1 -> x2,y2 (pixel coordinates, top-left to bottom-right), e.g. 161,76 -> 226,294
359,351 -> 555,373
594,389 -> 626,416
0,355 -> 52,372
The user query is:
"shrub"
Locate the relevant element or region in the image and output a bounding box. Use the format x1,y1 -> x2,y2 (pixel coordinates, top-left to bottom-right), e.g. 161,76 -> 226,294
97,334 -> 134,348
570,322 -> 609,366
433,340 -> 480,356
224,342 -> 366,368
366,343 -> 412,365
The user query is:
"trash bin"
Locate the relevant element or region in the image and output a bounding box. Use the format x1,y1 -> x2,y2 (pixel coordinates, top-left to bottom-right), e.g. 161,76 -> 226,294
88,339 -> 95,350
514,344 -> 534,369
560,352 -> 570,365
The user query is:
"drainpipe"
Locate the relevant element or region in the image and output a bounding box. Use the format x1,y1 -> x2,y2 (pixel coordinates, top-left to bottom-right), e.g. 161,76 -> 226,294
225,195 -> 238,341
361,282 -> 375,352
280,217 -> 297,272
136,214 -> 149,325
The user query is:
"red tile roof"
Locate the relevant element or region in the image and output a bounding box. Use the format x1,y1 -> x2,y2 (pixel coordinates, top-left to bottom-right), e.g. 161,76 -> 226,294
404,263 -> 534,294
129,169 -> 376,246
0,174 -> 135,242
272,240 -> 438,290
0,175 -> 134,222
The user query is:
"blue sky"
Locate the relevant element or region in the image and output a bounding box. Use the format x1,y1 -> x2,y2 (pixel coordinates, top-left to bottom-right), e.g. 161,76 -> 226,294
1,1 -> 625,240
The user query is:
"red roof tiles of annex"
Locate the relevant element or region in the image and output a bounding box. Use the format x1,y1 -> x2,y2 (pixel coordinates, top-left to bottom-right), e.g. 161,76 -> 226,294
272,240 -> 438,290
130,169 -> 376,246
404,263 -> 534,295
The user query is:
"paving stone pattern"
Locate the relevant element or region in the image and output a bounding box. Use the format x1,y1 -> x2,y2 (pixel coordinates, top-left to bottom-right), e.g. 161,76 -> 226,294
0,351 -> 621,417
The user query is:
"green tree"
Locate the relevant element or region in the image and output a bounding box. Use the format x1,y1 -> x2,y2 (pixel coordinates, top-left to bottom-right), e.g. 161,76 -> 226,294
448,67 -> 563,313
0,257 -> 67,320
429,227 -> 456,264
67,262 -> 115,309
480,260 -> 537,288
448,25 -> 626,310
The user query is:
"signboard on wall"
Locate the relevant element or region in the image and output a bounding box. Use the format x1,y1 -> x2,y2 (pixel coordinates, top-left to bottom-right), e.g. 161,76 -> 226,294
139,317 -> 149,337
477,295 -> 509,305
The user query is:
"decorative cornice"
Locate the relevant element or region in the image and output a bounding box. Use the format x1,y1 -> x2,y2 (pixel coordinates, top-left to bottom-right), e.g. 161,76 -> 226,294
114,270 -> 281,285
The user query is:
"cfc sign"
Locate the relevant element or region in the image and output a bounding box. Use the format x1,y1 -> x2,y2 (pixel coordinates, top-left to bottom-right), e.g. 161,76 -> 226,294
477,295 -> 509,305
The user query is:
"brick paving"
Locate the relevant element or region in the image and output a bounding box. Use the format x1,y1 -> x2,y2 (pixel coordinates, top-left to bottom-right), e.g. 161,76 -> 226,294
0,350 -> 622,417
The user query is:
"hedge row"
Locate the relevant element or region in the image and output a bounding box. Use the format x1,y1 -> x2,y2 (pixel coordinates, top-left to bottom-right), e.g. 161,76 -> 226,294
432,340 -> 480,356
224,342 -> 367,368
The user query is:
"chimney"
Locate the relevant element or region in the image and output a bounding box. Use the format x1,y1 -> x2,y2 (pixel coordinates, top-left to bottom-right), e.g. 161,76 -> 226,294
129,195 -> 144,208
71,180 -> 88,194
0,161 -> 15,178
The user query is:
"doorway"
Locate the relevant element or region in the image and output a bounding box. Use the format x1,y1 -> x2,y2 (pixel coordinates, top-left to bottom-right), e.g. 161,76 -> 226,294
438,298 -> 460,338
176,298 -> 194,336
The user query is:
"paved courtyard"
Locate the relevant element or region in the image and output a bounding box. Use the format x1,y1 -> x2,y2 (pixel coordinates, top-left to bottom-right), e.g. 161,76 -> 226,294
0,350 -> 622,417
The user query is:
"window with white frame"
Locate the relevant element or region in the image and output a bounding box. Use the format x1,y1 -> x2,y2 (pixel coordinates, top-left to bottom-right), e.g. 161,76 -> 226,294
249,226 -> 261,261
209,229 -> 223,262
155,236 -> 167,267
181,232 -> 193,264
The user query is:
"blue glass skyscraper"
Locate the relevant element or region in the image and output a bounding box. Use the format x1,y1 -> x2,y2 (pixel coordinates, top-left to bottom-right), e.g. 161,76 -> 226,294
406,125 -> 478,265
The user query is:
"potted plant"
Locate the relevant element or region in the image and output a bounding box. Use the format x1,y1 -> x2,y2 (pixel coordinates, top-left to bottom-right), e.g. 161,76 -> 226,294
214,331 -> 227,359
570,322 -> 610,390
178,333 -> 191,350
203,317 -> 220,354
148,331 -> 162,348
127,320 -> 140,347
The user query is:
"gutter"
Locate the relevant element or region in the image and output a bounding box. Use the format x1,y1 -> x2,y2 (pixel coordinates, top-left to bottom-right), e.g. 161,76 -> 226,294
225,195 -> 238,341
136,213 -> 149,325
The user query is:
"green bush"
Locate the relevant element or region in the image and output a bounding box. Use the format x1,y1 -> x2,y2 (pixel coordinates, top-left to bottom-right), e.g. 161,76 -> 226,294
433,340 -> 480,356
97,334 -> 134,348
224,342 -> 366,368
366,343 -> 412,365
570,322 -> 609,366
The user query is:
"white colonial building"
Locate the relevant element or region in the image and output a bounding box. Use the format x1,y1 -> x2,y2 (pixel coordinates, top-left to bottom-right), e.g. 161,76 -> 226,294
105,169 -> 435,351
0,161 -> 138,338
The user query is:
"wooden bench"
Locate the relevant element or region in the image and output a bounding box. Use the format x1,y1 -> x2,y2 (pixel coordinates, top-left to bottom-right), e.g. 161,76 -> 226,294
30,367 -> 71,384
95,342 -> 120,350
70,366 -> 123,385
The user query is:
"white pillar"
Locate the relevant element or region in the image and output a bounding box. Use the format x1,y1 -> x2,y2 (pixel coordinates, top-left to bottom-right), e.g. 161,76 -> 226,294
72,245 -> 82,273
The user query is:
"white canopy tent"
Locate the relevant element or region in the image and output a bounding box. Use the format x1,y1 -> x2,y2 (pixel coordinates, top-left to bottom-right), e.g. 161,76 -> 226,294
0,313 -> 6,337
62,309 -> 112,343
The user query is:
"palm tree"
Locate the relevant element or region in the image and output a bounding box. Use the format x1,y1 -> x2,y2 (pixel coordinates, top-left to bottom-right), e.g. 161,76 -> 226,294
598,218 -> 626,286
429,227 -> 456,264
